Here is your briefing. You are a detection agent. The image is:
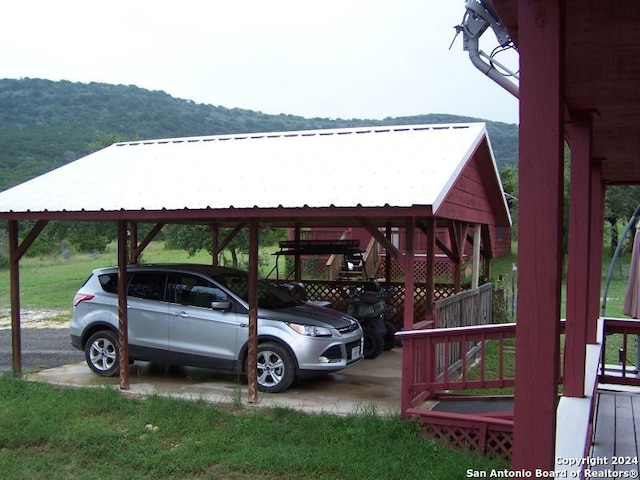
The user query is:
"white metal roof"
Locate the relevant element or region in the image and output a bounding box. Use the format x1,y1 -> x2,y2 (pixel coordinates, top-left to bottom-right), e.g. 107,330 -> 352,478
0,123 -> 497,216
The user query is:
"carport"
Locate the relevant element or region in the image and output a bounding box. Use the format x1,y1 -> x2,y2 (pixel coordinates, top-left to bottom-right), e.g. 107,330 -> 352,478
0,122 -> 510,404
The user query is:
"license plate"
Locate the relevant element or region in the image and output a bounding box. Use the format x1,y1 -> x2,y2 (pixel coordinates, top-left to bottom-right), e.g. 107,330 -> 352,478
351,345 -> 361,359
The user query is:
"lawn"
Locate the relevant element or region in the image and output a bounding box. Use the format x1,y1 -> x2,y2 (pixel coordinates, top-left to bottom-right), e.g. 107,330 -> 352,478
0,243 -> 636,477
0,378 -> 507,479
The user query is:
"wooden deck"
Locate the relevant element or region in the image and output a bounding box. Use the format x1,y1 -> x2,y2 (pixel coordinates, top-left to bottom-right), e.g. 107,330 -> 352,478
589,387 -> 640,476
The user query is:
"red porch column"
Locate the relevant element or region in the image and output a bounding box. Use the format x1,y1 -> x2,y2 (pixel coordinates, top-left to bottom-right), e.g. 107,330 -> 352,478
564,115 -> 594,397
513,0 -> 565,471
588,161 -> 604,343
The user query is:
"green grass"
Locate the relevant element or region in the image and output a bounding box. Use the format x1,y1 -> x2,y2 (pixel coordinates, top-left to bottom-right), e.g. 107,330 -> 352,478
0,241 -> 279,316
0,378 -> 507,479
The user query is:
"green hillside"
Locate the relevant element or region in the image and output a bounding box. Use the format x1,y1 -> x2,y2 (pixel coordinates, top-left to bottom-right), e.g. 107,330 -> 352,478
0,78 -> 518,191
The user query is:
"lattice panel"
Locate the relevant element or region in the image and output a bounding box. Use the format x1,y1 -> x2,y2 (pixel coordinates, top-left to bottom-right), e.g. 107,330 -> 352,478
420,423 -> 513,461
486,431 -> 513,459
375,257 -> 457,283
269,279 -> 459,328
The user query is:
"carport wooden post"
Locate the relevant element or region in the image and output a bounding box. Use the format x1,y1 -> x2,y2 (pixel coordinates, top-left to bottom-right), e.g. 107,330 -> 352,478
385,224 -> 392,284
8,220 -> 22,375
401,216 -> 416,412
424,217 -> 436,321
471,224 -> 481,289
293,224 -> 302,282
211,224 -> 219,267
129,223 -> 138,264
403,216 -> 415,331
117,220 -> 130,390
7,219 -> 48,376
247,219 -> 259,403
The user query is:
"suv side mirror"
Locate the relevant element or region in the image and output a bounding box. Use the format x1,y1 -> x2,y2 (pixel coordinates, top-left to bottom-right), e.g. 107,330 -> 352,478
211,300 -> 231,311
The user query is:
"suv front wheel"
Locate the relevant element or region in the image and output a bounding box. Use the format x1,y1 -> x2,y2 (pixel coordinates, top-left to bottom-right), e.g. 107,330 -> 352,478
85,330 -> 119,377
252,342 -> 295,393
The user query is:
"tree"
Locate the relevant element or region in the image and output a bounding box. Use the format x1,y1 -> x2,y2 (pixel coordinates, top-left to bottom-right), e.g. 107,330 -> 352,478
164,224 -> 286,268
499,165 -> 518,239
604,185 -> 640,257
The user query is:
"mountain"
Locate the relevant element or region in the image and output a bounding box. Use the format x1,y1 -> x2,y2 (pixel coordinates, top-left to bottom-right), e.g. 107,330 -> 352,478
0,78 -> 518,191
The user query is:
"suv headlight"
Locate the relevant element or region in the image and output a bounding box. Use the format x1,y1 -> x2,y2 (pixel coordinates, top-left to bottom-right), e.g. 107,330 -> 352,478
287,322 -> 332,337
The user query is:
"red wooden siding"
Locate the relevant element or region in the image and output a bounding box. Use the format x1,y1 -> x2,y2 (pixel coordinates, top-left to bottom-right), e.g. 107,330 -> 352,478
435,143 -> 509,228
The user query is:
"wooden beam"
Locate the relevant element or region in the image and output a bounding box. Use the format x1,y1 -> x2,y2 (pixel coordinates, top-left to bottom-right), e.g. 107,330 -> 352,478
513,0 -> 565,471
417,219 -> 456,260
357,217 -> 400,259
215,224 -> 245,255
13,220 -> 48,260
131,222 -> 165,263
435,238 -> 454,259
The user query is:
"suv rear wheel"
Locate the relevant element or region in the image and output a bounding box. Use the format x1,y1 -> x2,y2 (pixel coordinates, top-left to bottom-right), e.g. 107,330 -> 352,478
254,342 -> 295,393
85,330 -> 119,377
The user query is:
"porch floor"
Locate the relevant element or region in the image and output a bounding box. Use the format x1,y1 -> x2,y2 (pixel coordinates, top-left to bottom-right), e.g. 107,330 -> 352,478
589,386 -> 640,474
430,397 -> 513,415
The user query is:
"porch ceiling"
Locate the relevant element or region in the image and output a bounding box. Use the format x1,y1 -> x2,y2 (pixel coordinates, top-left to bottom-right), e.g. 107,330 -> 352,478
493,0 -> 640,185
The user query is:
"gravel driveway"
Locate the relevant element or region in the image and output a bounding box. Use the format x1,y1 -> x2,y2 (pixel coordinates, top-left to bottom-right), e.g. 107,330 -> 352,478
0,310 -> 85,374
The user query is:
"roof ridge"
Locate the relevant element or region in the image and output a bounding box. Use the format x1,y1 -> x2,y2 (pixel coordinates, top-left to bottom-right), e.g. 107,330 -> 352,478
115,122 -> 484,148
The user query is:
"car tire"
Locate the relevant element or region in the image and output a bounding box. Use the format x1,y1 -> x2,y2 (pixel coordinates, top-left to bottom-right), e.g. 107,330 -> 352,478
363,326 -> 384,359
383,321 -> 397,351
85,330 -> 119,377
253,342 -> 295,393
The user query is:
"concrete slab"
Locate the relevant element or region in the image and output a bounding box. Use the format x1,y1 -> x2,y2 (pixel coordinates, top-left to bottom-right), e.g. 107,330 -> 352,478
26,348 -> 403,416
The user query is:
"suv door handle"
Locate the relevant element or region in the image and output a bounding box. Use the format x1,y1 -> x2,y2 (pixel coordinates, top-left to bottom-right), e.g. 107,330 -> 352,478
239,323 -> 249,328
174,311 -> 189,318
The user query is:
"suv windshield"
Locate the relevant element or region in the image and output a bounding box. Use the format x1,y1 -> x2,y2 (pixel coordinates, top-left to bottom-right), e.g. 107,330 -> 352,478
212,272 -> 299,309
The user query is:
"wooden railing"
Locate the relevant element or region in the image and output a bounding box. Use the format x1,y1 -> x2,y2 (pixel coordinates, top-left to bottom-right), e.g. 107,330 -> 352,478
397,322 -> 517,410
362,237 -> 380,280
600,317 -> 640,387
396,322 -> 518,460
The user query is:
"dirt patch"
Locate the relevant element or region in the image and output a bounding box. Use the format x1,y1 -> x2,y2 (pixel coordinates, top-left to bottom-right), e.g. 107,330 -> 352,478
0,308 -> 71,330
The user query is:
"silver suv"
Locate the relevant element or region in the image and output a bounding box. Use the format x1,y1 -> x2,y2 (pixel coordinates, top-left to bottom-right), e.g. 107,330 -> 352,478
70,264 -> 364,393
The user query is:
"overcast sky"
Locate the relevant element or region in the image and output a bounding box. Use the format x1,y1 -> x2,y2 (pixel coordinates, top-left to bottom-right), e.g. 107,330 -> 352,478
1,0 -> 519,125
